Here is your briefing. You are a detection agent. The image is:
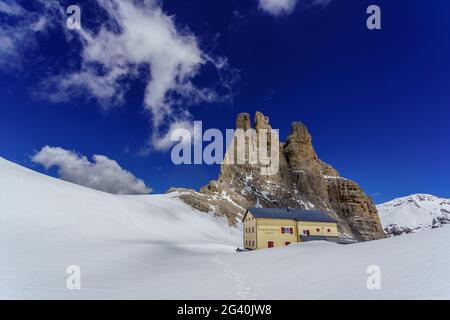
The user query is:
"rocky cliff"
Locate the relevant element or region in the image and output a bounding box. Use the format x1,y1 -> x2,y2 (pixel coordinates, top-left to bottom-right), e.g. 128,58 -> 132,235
168,112 -> 385,241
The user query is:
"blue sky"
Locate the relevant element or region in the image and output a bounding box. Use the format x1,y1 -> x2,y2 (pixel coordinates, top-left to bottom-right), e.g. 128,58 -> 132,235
1,0 -> 449,203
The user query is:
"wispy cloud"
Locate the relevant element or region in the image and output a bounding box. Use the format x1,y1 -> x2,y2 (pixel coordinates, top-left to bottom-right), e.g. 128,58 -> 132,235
32,146 -> 151,195
258,0 -> 331,17
0,0 -> 65,69
0,0 -> 24,16
0,0 -> 238,151
258,0 -> 298,16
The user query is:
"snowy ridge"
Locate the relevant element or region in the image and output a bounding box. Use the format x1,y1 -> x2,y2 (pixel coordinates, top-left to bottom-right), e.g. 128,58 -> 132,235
377,194 -> 450,236
2,157 -> 450,299
0,157 -> 241,299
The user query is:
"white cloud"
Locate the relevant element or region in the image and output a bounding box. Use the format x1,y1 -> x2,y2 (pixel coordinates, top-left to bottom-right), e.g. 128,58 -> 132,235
149,119 -> 194,152
0,0 -> 23,15
258,0 -> 331,16
70,0 -> 207,121
32,146 -> 151,195
0,0 -> 63,70
258,0 -> 298,16
1,0 -> 237,151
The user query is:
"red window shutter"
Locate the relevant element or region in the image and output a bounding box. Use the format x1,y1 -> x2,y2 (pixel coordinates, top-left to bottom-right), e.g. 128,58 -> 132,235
281,227 -> 284,234
290,227 -> 293,234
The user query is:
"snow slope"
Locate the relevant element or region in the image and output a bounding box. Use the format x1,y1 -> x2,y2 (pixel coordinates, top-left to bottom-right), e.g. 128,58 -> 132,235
377,194 -> 450,236
0,157 -> 241,299
1,157 -> 450,299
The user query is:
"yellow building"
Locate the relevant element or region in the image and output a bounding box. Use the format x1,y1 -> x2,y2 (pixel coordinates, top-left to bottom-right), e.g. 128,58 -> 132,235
243,208 -> 339,250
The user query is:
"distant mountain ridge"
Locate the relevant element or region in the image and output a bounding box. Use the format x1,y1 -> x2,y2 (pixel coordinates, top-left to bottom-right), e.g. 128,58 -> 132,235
377,194 -> 450,236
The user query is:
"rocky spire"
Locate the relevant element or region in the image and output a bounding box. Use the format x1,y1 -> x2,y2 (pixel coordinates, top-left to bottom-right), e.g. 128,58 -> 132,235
254,111 -> 271,131
283,122 -> 319,171
169,111 -> 385,241
236,113 -> 251,131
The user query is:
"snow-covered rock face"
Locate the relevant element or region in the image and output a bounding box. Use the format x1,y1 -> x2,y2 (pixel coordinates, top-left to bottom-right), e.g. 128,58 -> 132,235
377,194 -> 450,236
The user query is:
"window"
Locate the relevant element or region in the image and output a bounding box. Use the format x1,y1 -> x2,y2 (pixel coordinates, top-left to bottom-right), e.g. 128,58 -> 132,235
268,241 -> 274,248
303,230 -> 310,236
252,227 -> 254,233
327,228 -> 331,233
316,228 -> 320,232
281,227 -> 292,234
252,241 -> 255,247
285,242 -> 291,246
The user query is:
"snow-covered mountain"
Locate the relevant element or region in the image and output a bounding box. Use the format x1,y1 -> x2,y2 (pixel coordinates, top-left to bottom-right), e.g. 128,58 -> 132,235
2,157 -> 450,299
377,194 -> 450,236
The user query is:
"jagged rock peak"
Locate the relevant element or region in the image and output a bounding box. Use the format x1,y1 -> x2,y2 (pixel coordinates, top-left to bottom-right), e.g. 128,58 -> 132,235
236,111 -> 272,131
169,111 -> 385,242
254,111 -> 271,130
236,113 -> 251,130
283,121 -> 319,170
288,122 -> 312,142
